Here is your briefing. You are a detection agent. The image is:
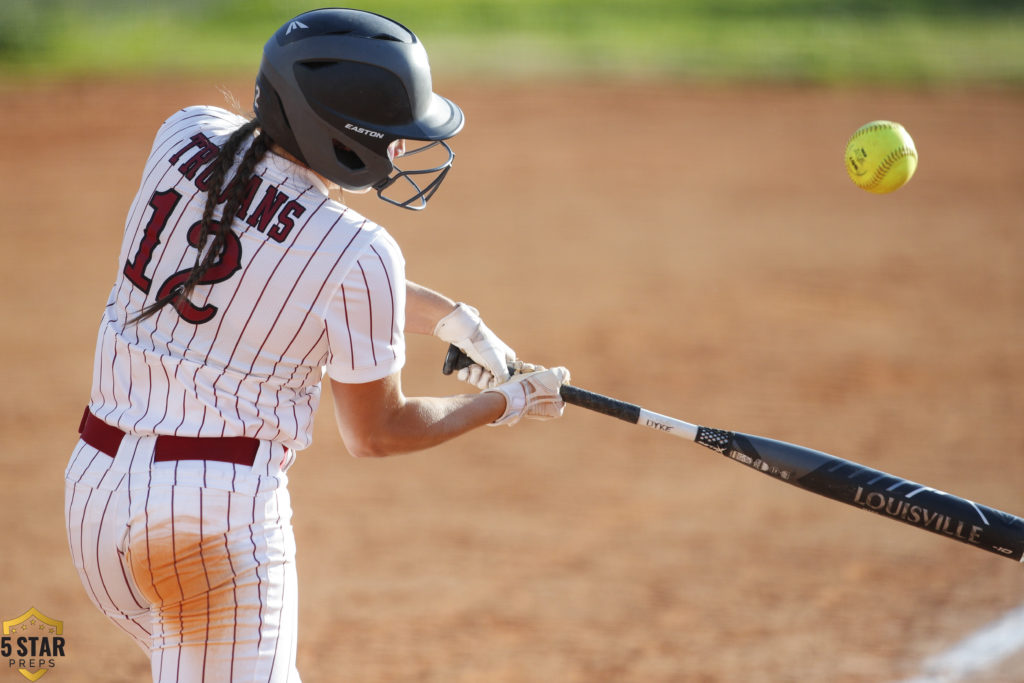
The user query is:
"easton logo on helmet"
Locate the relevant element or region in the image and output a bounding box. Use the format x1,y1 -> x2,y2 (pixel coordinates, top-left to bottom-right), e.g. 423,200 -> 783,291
344,124 -> 385,139
285,21 -> 309,35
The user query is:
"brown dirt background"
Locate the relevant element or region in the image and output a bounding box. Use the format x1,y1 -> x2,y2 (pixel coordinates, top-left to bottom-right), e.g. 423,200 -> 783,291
1,78 -> 1022,682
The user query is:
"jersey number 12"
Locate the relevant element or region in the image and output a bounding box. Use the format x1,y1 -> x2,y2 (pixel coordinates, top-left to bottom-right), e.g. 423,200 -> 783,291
123,188 -> 244,324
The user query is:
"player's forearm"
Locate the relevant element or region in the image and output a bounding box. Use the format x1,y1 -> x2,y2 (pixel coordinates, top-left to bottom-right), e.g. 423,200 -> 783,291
340,392 -> 506,458
405,280 -> 456,335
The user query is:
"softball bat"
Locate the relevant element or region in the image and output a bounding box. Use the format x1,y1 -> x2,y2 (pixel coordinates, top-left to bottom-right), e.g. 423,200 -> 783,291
443,345 -> 1024,563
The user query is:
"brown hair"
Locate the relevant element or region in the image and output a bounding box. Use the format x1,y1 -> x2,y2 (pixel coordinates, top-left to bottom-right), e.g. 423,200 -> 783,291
130,119 -> 271,324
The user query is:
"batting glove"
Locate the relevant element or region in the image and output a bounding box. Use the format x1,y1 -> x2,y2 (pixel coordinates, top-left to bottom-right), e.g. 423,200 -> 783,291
434,303 -> 515,386
483,366 -> 571,426
456,360 -> 543,390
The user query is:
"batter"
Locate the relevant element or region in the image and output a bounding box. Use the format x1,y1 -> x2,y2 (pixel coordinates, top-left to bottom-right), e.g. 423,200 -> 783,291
64,8 -> 569,681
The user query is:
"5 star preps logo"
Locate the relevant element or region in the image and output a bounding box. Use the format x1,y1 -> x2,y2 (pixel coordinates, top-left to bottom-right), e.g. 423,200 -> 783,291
2,608 -> 65,681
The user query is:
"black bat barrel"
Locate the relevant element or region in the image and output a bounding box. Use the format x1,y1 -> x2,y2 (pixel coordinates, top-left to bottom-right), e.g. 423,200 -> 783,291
699,430 -> 1024,562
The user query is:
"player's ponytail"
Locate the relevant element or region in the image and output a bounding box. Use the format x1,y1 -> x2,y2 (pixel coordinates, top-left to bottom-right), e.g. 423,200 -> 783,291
130,119 -> 271,324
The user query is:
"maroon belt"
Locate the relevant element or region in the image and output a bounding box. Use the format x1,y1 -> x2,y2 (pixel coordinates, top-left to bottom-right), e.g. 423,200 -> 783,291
78,408 -> 259,467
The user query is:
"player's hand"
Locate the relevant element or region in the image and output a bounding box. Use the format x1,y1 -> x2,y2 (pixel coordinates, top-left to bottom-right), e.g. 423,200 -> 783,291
433,303 -> 515,385
483,366 -> 570,426
455,360 -> 543,390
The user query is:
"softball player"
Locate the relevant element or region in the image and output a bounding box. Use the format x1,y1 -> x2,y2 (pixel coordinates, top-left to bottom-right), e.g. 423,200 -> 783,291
64,8 -> 569,681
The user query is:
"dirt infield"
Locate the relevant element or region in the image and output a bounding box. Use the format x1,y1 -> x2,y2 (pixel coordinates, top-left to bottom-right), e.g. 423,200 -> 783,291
1,78 -> 1022,682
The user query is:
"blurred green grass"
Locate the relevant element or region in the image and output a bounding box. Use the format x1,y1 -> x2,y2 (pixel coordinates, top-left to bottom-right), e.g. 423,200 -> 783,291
2,0 -> 1023,85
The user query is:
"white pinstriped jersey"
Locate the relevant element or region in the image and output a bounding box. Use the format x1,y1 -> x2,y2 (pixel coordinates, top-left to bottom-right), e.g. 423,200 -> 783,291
89,106 -> 406,450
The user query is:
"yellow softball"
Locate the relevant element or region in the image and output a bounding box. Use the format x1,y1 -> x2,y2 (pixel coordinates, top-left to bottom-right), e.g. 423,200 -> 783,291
844,120 -> 918,194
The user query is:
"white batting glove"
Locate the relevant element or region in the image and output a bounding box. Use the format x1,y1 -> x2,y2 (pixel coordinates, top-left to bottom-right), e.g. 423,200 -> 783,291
455,364 -> 494,390
483,366 -> 571,426
434,303 -> 515,385
456,360 -> 544,390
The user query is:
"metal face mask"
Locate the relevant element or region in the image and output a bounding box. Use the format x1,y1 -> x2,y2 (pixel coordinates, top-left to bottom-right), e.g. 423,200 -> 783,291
375,139 -> 455,210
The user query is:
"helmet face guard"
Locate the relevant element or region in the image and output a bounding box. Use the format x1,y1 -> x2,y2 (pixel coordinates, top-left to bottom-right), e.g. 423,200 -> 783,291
254,9 -> 464,210
376,140 -> 455,210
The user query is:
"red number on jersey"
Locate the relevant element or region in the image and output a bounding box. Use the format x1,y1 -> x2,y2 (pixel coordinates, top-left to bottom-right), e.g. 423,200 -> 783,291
123,188 -> 244,324
155,221 -> 243,325
123,189 -> 182,293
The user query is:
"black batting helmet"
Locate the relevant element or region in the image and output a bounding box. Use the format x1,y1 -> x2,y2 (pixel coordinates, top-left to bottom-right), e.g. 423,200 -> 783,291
254,8 -> 464,209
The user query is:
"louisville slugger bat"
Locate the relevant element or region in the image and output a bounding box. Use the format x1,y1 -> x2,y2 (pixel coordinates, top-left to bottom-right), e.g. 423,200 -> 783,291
443,344 -> 1024,563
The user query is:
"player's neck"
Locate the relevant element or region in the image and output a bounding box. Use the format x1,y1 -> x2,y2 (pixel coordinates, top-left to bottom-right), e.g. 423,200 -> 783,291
269,143 -> 343,198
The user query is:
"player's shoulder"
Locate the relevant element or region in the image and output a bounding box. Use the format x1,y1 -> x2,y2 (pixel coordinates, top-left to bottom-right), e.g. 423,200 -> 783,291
312,200 -> 384,241
301,200 -> 402,260
153,105 -> 246,146
162,105 -> 246,135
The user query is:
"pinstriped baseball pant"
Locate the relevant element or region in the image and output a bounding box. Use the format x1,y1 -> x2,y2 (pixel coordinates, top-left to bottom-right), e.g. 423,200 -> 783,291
65,435 -> 301,682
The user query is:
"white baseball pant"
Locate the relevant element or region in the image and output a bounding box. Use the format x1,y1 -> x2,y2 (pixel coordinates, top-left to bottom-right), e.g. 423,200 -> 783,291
65,431 -> 301,682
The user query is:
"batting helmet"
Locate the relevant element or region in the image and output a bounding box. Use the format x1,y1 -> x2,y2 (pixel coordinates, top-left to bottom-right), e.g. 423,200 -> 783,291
254,8 -> 464,209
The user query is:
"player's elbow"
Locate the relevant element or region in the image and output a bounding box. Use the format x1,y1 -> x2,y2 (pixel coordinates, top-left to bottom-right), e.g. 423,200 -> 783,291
349,447 -> 388,459
341,429 -> 406,459
343,434 -> 394,459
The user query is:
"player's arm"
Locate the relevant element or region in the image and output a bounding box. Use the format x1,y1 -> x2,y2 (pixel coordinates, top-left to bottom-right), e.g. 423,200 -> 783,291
406,280 -> 516,386
331,372 -> 503,457
404,281 -> 456,334
330,366 -> 569,457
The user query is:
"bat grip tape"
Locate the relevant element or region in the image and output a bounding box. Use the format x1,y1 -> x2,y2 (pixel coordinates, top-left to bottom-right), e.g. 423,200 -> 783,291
560,385 -> 641,424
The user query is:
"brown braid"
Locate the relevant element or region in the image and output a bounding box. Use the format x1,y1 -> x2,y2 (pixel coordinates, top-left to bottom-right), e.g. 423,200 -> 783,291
130,119 -> 270,324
